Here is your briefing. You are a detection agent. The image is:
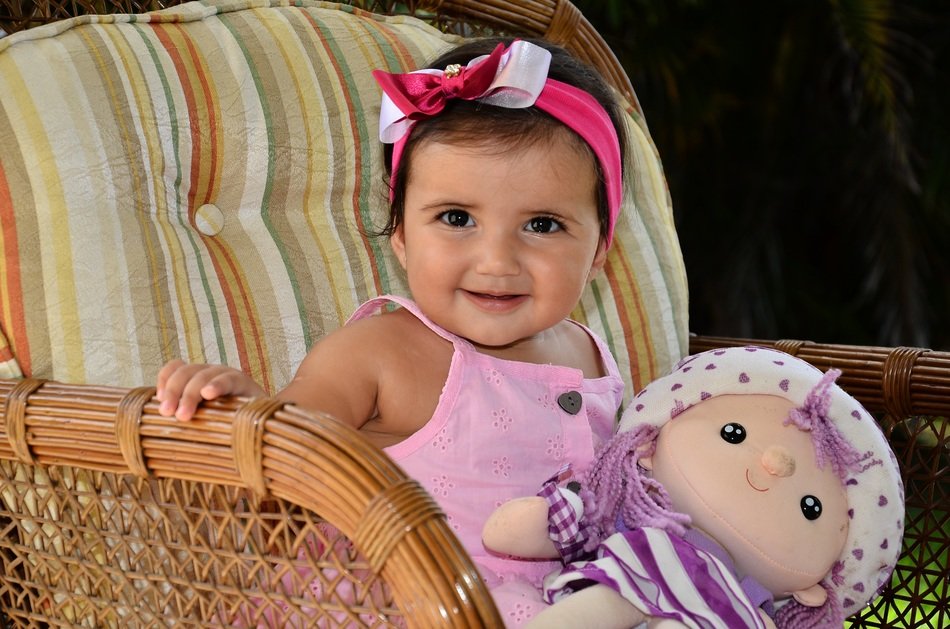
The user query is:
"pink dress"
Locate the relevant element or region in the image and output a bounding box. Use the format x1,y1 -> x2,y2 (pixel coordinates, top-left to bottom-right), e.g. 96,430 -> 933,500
350,295 -> 625,627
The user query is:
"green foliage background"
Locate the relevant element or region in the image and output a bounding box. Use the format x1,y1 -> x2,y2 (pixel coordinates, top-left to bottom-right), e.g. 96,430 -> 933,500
576,0 -> 949,350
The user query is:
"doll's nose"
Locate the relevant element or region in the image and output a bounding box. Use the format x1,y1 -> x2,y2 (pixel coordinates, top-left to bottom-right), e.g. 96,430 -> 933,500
761,445 -> 796,477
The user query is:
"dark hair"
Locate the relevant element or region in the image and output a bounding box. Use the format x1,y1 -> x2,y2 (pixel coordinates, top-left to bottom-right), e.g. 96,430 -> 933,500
378,37 -> 628,242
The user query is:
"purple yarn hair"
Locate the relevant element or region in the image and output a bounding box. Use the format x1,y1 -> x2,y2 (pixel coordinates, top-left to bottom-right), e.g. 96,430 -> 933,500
784,369 -> 879,480
773,579 -> 844,629
779,371 -> 875,627
774,560 -> 846,629
577,424 -> 690,552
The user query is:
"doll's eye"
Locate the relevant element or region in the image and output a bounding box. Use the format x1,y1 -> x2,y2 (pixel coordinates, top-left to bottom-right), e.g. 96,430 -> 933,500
801,495 -> 823,520
720,422 -> 746,444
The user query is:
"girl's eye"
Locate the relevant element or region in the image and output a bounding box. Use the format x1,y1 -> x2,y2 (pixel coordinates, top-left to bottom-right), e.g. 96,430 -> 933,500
720,422 -> 746,444
801,495 -> 823,520
440,210 -> 473,228
526,216 -> 563,234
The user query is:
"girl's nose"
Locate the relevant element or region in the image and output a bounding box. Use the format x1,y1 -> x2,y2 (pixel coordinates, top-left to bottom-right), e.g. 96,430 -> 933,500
475,234 -> 520,276
761,445 -> 796,477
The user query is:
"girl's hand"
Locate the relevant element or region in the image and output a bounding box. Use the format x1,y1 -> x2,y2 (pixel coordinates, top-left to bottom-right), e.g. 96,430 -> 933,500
156,359 -> 265,421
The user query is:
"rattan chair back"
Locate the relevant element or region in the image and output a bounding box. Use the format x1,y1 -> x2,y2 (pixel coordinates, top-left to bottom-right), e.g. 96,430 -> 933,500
0,1 -> 946,627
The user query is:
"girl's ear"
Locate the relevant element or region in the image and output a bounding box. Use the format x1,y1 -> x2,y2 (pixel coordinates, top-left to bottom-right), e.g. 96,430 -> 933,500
587,239 -> 608,281
792,583 -> 828,607
390,224 -> 408,270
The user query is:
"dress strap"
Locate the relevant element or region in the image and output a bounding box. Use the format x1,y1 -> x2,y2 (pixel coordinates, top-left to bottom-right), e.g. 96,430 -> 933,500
568,320 -> 623,382
347,295 -> 466,347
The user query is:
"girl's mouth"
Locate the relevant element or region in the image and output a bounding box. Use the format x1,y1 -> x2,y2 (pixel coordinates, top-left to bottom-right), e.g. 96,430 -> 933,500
464,291 -> 527,311
471,292 -> 517,299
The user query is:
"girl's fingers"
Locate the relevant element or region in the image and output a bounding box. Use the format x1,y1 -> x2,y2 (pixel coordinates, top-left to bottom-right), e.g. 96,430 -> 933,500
156,363 -> 263,421
156,359 -> 186,401
200,372 -> 237,398
158,363 -> 219,419
159,363 -> 264,421
174,366 -> 233,421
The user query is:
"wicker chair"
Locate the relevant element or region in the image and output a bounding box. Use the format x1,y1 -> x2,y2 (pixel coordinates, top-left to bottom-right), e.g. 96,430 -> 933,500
0,1 -> 947,627
0,380 -> 498,626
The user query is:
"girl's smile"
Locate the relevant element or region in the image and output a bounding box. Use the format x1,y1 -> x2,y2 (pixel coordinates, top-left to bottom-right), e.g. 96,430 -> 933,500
463,291 -> 528,313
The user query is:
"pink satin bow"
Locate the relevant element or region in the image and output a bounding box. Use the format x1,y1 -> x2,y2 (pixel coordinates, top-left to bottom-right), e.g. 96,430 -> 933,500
374,41 -> 552,144
373,43 -> 505,126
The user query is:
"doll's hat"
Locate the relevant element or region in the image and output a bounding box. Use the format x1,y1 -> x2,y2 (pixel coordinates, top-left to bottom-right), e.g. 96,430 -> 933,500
619,346 -> 904,618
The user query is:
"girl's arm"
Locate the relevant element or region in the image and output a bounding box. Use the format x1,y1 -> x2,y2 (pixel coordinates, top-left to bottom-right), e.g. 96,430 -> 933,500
157,316 -> 385,428
276,317 -> 384,431
278,308 -> 448,439
158,308 -> 442,443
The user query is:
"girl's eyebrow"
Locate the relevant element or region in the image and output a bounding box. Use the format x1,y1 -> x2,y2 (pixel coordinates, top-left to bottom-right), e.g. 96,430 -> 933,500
412,200 -> 472,211
518,207 -> 586,221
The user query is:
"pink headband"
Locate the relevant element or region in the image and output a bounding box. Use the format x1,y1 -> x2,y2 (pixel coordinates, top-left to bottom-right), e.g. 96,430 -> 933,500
373,40 -> 624,244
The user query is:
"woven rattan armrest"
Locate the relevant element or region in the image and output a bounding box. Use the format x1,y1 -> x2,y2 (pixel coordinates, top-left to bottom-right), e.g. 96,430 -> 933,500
0,378 -> 503,627
689,335 -> 950,418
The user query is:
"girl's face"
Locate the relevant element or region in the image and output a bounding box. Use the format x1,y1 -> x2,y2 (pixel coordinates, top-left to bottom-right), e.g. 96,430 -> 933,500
649,394 -> 850,598
390,134 -> 607,349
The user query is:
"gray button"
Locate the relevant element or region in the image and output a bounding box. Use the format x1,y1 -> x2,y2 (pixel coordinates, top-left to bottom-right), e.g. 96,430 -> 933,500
557,391 -> 582,415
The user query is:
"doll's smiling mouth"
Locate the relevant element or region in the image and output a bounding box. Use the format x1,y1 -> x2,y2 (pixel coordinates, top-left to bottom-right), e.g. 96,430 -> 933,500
745,469 -> 768,492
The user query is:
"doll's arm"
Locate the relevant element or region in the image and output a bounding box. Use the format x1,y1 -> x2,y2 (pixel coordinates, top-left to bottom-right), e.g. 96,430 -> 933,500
524,584 -> 648,629
484,481 -> 590,560
482,496 -> 559,558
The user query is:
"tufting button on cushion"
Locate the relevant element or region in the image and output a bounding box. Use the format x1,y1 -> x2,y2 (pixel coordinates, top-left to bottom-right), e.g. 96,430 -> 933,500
195,203 -> 225,236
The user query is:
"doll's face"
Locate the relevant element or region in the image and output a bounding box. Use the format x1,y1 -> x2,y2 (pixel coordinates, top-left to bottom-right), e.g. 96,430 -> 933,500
649,394 -> 849,597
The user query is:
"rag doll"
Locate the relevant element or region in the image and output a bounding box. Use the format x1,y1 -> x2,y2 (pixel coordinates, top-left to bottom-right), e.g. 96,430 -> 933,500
483,347 -> 904,629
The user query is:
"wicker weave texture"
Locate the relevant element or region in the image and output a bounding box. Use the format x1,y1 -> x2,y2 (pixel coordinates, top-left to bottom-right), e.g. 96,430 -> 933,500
0,379 -> 502,627
0,463 -> 401,627
0,0 -> 173,32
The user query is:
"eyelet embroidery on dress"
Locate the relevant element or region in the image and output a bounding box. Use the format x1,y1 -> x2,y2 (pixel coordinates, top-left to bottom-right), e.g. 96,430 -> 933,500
432,426 -> 454,452
491,408 -> 513,431
492,456 -> 512,478
537,393 -> 557,412
431,473 -> 455,497
485,368 -> 502,385
546,434 -> 564,459
507,600 -> 532,625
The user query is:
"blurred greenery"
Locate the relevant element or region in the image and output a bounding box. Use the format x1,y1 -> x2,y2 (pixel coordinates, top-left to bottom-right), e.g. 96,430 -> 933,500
575,0 -> 949,350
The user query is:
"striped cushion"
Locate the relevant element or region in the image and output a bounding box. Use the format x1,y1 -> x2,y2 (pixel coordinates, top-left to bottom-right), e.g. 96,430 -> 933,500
0,0 -> 687,397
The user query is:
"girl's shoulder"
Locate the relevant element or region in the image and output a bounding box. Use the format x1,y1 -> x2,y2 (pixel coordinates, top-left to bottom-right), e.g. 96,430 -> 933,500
345,303 -> 428,335
335,305 -> 447,356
